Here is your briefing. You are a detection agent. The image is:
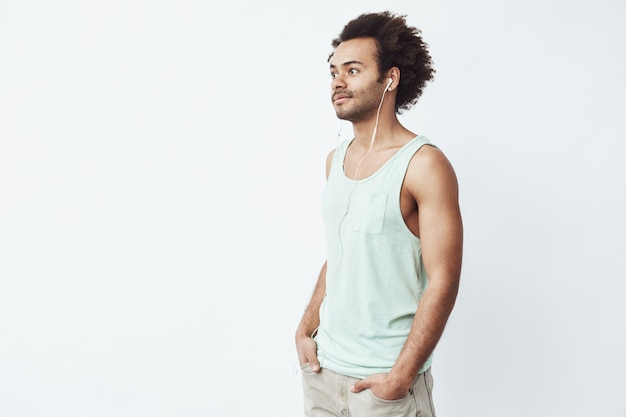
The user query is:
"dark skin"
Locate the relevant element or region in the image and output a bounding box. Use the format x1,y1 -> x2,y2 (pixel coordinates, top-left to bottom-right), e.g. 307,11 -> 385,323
296,37 -> 463,400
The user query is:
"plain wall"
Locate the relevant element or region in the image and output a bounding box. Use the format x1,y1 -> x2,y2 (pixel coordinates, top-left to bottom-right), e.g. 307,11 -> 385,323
1,1 -> 625,416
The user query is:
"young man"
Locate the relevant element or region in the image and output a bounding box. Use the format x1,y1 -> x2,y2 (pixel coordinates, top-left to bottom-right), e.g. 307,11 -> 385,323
295,11 -> 463,417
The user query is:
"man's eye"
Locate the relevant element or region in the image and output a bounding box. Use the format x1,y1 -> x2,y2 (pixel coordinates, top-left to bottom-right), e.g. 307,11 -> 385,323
330,73 -> 337,78
349,68 -> 358,74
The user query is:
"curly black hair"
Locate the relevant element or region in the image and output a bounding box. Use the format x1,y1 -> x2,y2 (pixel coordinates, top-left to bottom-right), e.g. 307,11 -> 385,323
331,11 -> 435,113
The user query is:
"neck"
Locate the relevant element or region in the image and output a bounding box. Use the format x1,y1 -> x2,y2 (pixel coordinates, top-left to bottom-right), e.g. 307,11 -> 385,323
351,113 -> 405,149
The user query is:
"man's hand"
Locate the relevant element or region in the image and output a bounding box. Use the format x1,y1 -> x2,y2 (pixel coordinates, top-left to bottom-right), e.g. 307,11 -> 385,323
350,373 -> 411,400
296,335 -> 320,373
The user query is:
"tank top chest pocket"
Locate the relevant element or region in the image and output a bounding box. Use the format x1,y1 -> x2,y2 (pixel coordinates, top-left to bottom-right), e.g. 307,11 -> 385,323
351,192 -> 388,235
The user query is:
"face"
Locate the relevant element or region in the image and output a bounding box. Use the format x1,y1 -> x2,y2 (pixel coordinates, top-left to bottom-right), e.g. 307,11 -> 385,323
329,38 -> 386,123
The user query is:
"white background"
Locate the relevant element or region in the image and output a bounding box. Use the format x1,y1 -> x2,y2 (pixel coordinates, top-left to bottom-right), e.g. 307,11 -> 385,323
1,1 -> 625,416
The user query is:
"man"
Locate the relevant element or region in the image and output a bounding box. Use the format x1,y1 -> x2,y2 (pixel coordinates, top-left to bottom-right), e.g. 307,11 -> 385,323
295,11 -> 463,417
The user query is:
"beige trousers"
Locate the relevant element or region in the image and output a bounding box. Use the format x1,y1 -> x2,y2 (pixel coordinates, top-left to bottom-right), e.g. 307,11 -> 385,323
301,364 -> 436,417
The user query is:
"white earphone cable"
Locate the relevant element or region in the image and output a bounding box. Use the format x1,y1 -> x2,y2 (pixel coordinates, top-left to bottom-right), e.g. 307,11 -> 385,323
352,81 -> 390,180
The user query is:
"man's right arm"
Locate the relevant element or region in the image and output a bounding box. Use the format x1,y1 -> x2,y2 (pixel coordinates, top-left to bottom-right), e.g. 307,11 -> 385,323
295,149 -> 334,372
295,262 -> 326,372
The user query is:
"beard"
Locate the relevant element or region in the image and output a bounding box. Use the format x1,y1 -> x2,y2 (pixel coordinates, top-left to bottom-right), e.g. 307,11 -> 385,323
333,82 -> 385,123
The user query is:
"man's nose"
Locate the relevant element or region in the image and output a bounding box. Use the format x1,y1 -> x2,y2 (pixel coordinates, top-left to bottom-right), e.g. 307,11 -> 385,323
331,74 -> 346,90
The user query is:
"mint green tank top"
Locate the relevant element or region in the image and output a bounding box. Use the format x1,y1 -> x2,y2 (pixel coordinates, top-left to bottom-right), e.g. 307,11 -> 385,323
315,135 -> 434,379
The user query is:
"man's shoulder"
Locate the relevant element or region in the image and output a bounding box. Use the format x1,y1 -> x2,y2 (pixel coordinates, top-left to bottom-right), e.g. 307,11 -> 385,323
405,143 -> 458,193
409,142 -> 449,170
325,148 -> 337,179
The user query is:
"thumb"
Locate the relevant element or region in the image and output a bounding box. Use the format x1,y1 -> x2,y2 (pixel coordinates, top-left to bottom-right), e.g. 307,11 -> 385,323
350,378 -> 370,393
308,355 -> 321,372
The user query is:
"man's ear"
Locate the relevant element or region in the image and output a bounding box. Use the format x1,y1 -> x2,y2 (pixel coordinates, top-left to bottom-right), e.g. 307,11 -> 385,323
386,67 -> 400,91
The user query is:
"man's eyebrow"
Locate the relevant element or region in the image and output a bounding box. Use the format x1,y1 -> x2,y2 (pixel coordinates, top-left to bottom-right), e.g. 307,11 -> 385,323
329,60 -> 365,69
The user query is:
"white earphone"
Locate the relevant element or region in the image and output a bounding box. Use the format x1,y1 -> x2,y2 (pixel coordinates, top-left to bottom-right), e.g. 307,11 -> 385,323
386,77 -> 393,91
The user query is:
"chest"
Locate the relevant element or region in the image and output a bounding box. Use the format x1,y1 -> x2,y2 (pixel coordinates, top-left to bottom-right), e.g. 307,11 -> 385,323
341,147 -> 421,238
342,147 -> 400,181
323,165 -> 420,241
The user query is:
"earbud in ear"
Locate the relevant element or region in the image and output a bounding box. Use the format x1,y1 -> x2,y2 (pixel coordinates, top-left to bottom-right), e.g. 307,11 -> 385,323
386,78 -> 393,91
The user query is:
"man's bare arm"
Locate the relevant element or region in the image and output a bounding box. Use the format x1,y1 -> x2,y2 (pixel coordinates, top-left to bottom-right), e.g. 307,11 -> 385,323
295,262 -> 326,371
294,149 -> 335,371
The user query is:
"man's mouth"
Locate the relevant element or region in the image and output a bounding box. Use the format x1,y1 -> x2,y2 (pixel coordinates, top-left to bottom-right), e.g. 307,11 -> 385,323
333,92 -> 351,104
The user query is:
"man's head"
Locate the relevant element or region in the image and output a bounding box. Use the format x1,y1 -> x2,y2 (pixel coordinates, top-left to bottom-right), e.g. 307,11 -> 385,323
330,38 -> 392,123
330,11 -> 435,114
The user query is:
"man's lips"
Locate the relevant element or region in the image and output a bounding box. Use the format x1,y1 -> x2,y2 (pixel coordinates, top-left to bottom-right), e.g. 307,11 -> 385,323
333,93 -> 351,104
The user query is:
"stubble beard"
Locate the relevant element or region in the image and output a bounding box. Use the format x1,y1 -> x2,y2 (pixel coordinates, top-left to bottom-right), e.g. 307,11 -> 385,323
334,84 -> 384,123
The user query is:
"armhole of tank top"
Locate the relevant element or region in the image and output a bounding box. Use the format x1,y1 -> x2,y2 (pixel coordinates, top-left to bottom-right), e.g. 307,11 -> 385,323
396,138 -> 439,240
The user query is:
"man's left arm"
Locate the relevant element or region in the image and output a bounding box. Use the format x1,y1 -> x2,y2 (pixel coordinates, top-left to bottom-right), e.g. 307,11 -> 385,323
351,146 -> 463,400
